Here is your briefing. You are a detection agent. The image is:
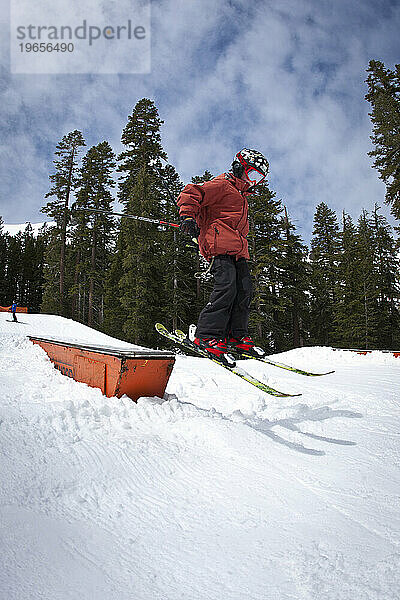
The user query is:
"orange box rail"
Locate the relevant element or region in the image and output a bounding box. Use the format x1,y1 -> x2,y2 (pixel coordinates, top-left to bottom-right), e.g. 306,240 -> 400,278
0,306 -> 28,313
29,336 -> 175,402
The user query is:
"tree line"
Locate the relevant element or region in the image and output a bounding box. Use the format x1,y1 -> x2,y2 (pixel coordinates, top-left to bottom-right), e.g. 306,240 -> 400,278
1,60 -> 399,350
0,220 -> 48,312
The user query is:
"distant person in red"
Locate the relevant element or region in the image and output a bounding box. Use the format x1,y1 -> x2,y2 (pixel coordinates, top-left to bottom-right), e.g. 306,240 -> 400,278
177,148 -> 269,365
9,300 -> 18,322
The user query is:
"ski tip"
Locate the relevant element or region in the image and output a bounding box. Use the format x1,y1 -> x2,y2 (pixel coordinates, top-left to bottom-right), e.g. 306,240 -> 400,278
311,370 -> 335,376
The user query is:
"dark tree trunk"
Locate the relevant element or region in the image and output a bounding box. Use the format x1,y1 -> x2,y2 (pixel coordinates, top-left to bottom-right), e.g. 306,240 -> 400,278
59,147 -> 75,316
71,248 -> 81,320
88,228 -> 96,327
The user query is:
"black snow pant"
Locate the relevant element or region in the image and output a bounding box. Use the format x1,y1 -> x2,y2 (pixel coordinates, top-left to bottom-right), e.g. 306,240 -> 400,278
195,254 -> 253,340
12,311 -> 17,322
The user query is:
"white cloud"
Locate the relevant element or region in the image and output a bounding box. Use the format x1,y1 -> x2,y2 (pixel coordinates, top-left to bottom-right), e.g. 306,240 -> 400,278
0,0 -> 398,241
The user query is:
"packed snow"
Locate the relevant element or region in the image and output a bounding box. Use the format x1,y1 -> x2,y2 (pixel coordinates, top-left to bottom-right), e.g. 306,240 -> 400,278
1,312 -> 400,600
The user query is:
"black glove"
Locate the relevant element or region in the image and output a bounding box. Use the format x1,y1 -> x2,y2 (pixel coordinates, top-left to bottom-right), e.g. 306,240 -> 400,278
180,216 -> 200,238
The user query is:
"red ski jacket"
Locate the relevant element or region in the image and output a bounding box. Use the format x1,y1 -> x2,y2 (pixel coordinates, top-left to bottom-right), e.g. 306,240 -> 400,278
177,173 -> 252,261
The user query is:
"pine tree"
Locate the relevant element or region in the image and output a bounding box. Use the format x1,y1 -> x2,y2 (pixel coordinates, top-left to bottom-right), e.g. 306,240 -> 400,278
101,232 -> 126,337
309,202 -> 341,345
188,171 -> 214,327
0,222 -> 50,313
369,204 -> 400,348
355,210 -> 379,348
41,226 -> 63,315
365,61 -> 400,221
71,141 -> 116,327
334,210 -> 381,349
333,211 -> 361,347
5,232 -> 24,304
41,130 -> 86,315
247,183 -> 286,351
278,208 -> 309,349
30,225 -> 48,313
20,224 -> 36,309
103,99 -> 167,346
151,161 -> 191,332
0,222 -> 44,311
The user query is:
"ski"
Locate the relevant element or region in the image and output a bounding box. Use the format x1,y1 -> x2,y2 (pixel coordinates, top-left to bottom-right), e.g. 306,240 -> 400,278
181,326 -> 334,377
156,323 -> 301,398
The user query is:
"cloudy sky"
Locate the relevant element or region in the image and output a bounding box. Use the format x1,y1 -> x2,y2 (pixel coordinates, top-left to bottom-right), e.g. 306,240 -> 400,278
1,0 -> 399,242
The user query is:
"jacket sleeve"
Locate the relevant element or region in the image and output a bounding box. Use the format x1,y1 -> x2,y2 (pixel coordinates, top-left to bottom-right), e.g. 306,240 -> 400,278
177,179 -> 223,218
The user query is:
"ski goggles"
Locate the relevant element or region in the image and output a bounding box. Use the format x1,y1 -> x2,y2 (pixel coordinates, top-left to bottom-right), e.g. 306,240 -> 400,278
238,154 -> 266,185
245,167 -> 265,185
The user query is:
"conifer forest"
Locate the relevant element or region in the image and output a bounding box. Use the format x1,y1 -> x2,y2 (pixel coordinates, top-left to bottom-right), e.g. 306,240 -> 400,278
1,61 -> 399,351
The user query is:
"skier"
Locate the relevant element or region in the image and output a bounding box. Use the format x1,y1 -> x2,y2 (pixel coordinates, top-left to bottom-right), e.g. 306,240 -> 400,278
178,148 -> 269,363
9,300 -> 18,322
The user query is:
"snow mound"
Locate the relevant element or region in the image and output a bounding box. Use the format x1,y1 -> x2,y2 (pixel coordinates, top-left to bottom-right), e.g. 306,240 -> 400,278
283,345 -> 400,366
1,312 -> 400,600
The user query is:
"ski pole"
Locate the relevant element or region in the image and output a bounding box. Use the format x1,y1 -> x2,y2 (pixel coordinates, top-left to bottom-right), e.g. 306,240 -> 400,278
74,207 -> 199,246
74,207 -> 180,229
147,160 -> 199,249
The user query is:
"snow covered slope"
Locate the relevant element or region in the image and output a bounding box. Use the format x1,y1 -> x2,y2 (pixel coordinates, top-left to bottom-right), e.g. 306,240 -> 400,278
1,312 -> 400,600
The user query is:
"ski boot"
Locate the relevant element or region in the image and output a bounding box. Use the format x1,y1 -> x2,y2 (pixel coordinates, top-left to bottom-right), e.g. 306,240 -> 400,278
194,337 -> 236,367
227,336 -> 266,359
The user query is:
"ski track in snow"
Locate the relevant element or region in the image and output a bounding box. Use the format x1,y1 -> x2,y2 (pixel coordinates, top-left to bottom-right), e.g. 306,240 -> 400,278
1,313 -> 400,599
